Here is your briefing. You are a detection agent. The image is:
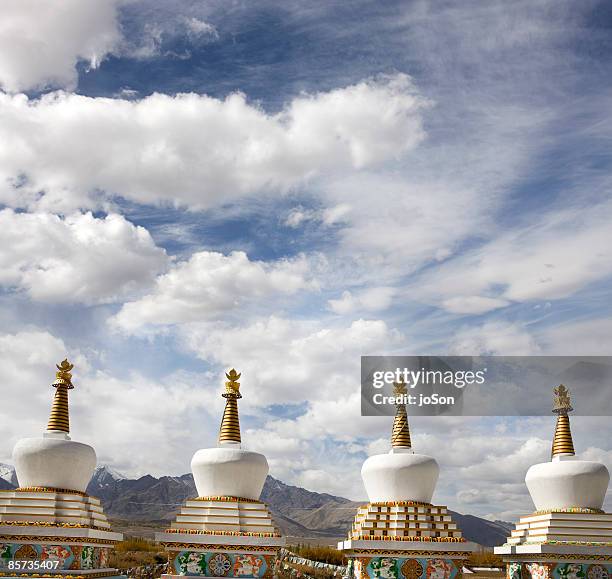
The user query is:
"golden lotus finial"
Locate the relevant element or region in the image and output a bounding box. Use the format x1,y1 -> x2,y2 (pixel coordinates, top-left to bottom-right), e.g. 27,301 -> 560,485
223,368 -> 242,398
553,384 -> 572,414
53,358 -> 74,389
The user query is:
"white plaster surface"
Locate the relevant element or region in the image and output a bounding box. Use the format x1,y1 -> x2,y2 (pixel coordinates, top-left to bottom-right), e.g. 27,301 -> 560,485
525,456 -> 610,511
12,434 -> 96,493
0,523 -> 122,541
156,531 -> 284,547
338,539 -> 476,553
361,450 -> 439,503
191,446 -> 268,500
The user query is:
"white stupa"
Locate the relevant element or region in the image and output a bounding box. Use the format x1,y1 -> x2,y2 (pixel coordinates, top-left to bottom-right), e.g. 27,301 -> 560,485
157,369 -> 284,579
0,360 -> 124,579
495,385 -> 612,573
339,381 -> 475,579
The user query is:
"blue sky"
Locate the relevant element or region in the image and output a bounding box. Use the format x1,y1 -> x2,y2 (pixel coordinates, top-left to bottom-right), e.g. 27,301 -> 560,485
0,0 -> 611,521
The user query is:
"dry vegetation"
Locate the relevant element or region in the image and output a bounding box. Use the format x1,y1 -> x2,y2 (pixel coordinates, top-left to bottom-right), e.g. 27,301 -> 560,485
109,537 -> 167,570
289,544 -> 347,566
467,551 -> 504,567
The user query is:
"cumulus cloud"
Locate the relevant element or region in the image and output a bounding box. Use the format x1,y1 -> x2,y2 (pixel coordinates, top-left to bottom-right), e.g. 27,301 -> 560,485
0,331 -> 85,448
182,316 -> 404,406
0,0 -> 122,93
2,326 -> 609,516
0,209 -> 167,304
111,251 -> 317,332
0,75 -> 428,211
0,329 -> 218,476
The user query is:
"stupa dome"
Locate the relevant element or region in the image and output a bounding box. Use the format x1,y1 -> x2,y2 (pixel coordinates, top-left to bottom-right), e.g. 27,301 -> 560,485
191,369 -> 269,500
525,384 -> 610,512
361,381 -> 439,503
13,359 -> 96,493
362,450 -> 439,503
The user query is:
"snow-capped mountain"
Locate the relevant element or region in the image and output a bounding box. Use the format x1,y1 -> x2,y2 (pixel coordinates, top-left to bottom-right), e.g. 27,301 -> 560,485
0,463 -> 17,488
0,463 -> 512,545
91,465 -> 127,487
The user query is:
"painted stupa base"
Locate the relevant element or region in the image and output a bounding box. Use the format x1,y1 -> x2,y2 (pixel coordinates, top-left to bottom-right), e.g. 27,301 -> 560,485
495,511 -> 612,577
338,542 -> 474,579
338,502 -> 475,579
0,488 -> 124,579
157,497 -> 284,578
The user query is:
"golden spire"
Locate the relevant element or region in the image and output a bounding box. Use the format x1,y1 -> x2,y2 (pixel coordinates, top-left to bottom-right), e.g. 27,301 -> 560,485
47,359 -> 75,433
551,384 -> 575,458
391,381 -> 411,449
218,369 -> 242,444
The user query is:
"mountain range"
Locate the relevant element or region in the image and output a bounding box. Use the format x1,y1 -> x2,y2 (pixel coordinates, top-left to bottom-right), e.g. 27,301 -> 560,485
0,464 -> 511,547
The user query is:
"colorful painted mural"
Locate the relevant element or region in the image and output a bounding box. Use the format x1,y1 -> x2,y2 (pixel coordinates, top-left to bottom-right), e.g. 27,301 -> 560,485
350,557 -> 460,579
173,551 -> 272,577
507,562 -> 522,579
0,543 -> 111,571
509,562 -> 612,579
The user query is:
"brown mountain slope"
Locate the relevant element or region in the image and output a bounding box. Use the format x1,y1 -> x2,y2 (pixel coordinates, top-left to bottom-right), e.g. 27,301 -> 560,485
0,464 -> 512,546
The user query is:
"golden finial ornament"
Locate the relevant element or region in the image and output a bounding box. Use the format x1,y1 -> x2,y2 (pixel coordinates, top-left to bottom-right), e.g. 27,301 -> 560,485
47,358 -> 75,433
219,368 -> 242,444
551,384 -> 575,458
223,369 -> 242,398
552,384 -> 573,414
53,359 -> 75,389
391,380 -> 411,449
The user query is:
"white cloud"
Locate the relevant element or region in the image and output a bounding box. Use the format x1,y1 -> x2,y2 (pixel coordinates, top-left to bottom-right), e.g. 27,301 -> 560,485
0,331 -> 82,449
182,17 -> 218,41
284,207 -> 318,228
0,0 -> 122,93
0,75 -> 428,211
111,251 -> 317,332
283,204 -> 351,229
0,209 -> 167,304
459,437 -> 549,483
539,317 -> 612,355
441,296 -> 510,315
328,287 -> 395,315
0,329 -> 219,477
182,316 -> 404,406
449,321 -> 542,356
412,200 -> 612,313
2,327 -> 610,516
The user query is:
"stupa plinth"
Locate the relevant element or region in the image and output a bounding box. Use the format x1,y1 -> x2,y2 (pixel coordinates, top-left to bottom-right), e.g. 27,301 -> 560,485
157,370 -> 284,578
339,382 -> 476,579
495,385 -> 612,576
0,360 -> 124,579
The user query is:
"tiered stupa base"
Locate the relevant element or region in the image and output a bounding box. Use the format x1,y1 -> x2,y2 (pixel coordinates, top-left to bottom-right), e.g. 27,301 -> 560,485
0,489 -> 124,579
338,502 -> 475,579
495,510 -> 612,578
157,497 -> 284,578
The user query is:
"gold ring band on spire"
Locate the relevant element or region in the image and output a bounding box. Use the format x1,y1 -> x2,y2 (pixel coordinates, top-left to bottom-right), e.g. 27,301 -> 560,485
47,359 -> 74,434
391,381 -> 412,449
218,369 -> 242,444
551,384 -> 575,458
